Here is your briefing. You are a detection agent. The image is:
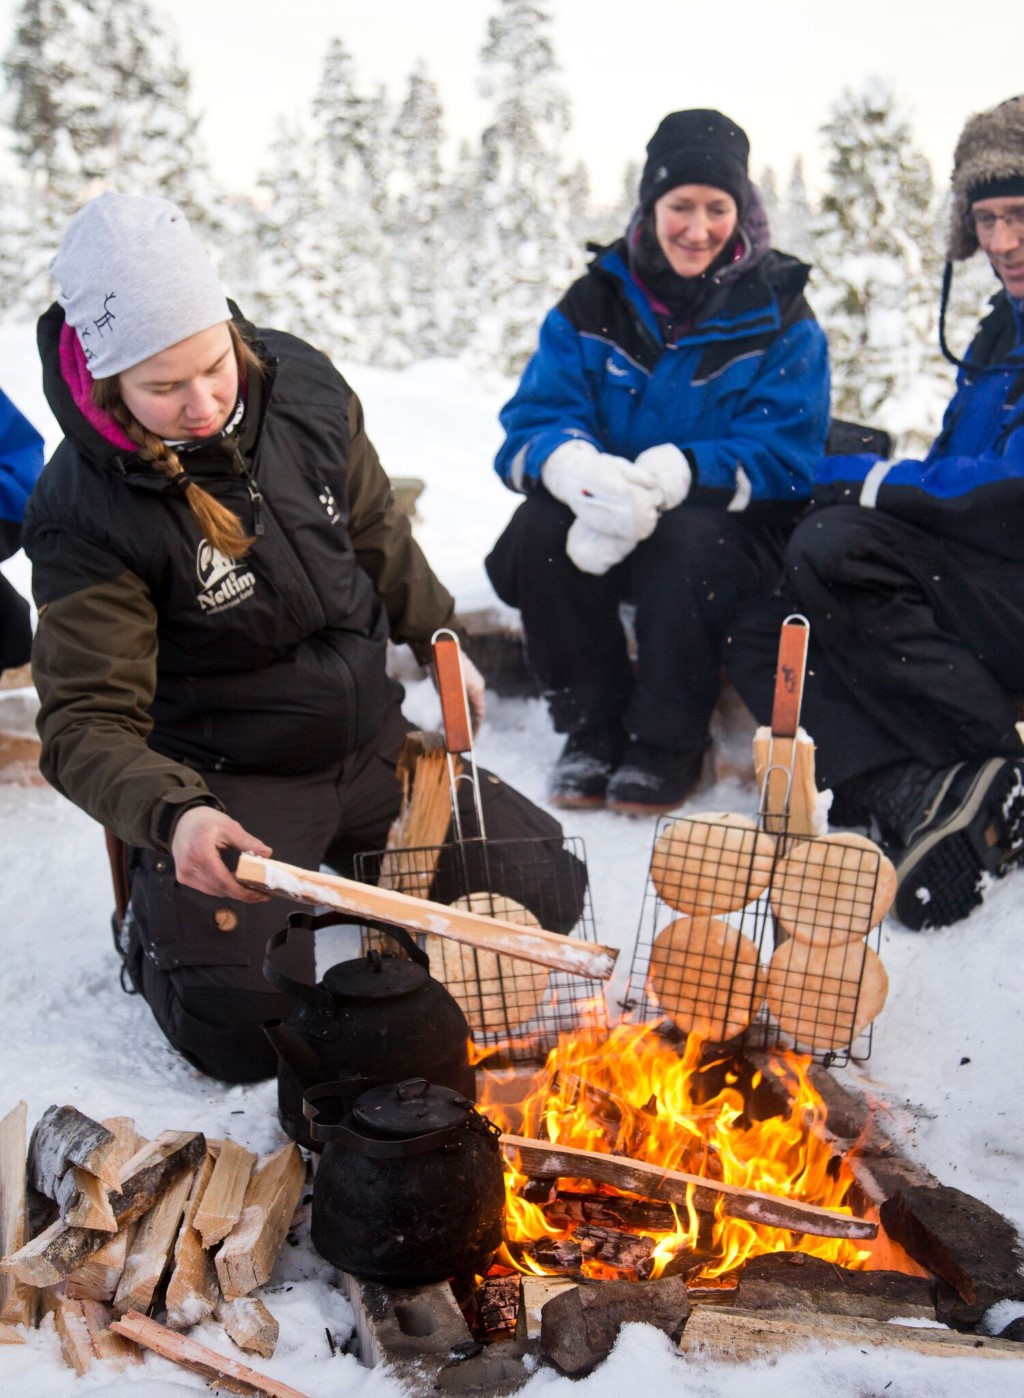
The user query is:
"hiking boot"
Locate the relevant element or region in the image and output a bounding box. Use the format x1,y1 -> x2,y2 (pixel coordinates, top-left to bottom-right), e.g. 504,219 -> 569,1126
885,757 -> 1024,930
605,741 -> 705,816
548,725 -> 626,809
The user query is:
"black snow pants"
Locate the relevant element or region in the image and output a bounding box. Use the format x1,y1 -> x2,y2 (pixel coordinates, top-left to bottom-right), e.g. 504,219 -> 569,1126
120,700 -> 585,1083
485,494 -> 788,761
725,506 -> 1024,789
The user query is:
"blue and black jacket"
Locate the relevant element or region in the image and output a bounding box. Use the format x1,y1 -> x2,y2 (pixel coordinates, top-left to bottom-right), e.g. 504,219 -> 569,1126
813,291 -> 1024,558
494,236 -> 831,528
0,387 -> 44,563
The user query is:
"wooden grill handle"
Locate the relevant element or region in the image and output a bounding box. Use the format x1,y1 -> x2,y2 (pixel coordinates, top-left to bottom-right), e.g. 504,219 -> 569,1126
433,633 -> 473,754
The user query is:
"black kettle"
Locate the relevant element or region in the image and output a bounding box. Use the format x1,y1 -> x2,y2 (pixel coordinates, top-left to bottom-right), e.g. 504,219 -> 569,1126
304,1076 -> 506,1285
262,910 -> 476,1150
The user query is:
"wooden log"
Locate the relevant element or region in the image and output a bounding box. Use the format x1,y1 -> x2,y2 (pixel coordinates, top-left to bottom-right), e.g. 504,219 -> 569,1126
215,1143 -> 305,1300
0,1101 -> 35,1327
236,853 -> 618,980
573,1222 -> 656,1278
165,1149 -> 219,1330
28,1105 -> 121,1196
193,1138 -> 257,1249
216,1296 -> 280,1359
56,1167 -> 117,1232
500,1134 -> 877,1242
678,1304 -> 1024,1361
1,1130 -> 206,1287
110,1310 -> 312,1397
379,731 -> 457,898
42,1291 -> 142,1375
732,1251 -> 937,1322
515,1275 -> 579,1348
64,1120 -> 146,1303
113,1166 -> 195,1315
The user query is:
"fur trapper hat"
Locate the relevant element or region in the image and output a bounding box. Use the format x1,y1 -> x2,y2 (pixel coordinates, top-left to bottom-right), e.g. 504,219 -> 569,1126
947,95 -> 1024,259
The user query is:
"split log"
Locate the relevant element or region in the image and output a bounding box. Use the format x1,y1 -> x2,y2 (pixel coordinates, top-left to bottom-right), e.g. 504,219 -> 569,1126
42,1291 -> 142,1375
754,725 -> 823,837
678,1304 -> 1024,1361
110,1310 -> 312,1397
215,1142 -> 305,1300
378,731 -> 457,897
1,1130 -> 206,1287
113,1166 -> 195,1315
64,1120 -> 147,1303
236,853 -> 618,981
515,1275 -> 579,1348
55,1167 -> 117,1232
216,1296 -> 279,1359
28,1105 -> 121,1197
0,1322 -> 25,1343
194,1139 -> 257,1249
165,1149 -> 219,1330
0,1100 -> 35,1327
501,1134 -> 877,1242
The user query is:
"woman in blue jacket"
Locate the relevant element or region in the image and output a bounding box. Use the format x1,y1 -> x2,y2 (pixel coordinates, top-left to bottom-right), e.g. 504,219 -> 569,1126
486,109 -> 830,814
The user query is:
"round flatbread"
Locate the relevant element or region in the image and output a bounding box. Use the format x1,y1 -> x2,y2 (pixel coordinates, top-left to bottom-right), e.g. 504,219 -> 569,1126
770,832 -> 897,945
647,915 -> 765,1042
765,937 -> 888,1051
423,893 -> 549,1035
650,812 -> 776,917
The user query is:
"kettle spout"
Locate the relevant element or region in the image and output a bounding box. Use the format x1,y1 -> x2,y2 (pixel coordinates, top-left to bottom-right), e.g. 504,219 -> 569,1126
262,1018 -> 323,1095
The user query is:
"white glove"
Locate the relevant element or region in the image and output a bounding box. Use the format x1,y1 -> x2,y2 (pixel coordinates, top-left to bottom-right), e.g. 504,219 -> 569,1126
460,652 -> 487,733
622,443 -> 692,512
542,439 -> 660,543
566,519 -> 637,575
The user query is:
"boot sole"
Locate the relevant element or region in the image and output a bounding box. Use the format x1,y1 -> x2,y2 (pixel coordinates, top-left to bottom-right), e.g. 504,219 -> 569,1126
605,797 -> 688,817
894,758 -> 1024,930
548,792 -> 607,811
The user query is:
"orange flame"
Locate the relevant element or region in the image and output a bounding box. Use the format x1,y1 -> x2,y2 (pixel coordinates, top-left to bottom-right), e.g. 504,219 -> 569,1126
478,1023 -> 876,1283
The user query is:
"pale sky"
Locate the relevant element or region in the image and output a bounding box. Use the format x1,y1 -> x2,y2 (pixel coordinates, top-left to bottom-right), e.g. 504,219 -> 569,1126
0,0 -> 1020,203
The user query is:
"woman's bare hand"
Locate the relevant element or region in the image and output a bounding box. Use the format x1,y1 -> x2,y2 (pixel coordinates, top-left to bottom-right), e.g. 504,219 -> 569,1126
170,806 -> 273,902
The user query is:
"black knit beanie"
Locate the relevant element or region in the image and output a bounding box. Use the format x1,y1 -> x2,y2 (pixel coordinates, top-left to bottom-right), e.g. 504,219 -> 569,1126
947,95 -> 1024,259
638,109 -> 750,214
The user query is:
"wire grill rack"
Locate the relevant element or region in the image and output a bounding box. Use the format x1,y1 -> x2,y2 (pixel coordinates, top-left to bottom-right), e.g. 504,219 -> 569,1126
621,813 -> 887,1067
355,833 -> 607,1065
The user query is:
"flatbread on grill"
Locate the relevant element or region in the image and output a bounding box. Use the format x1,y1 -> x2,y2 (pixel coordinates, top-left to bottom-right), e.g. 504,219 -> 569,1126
647,915 -> 765,1042
770,831 -> 897,944
765,936 -> 888,1051
650,812 -> 776,916
423,893 -> 549,1035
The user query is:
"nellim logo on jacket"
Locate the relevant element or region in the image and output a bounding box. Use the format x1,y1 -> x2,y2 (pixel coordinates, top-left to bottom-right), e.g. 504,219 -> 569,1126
196,542 -> 256,614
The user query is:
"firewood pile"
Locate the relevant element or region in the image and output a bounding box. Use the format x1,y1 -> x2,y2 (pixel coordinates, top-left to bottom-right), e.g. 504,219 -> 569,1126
0,1099 -> 309,1396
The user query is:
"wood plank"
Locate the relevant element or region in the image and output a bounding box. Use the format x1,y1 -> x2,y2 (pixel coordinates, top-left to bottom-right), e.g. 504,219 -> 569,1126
110,1310 -> 312,1397
215,1143 -> 305,1300
236,853 -> 617,980
1,1130 -> 206,1286
216,1296 -> 279,1358
500,1134 -> 877,1242
43,1291 -> 142,1375
194,1139 -> 256,1248
165,1149 -> 219,1330
113,1167 -> 195,1315
28,1105 -> 121,1195
679,1305 -> 1024,1361
0,1101 -> 35,1327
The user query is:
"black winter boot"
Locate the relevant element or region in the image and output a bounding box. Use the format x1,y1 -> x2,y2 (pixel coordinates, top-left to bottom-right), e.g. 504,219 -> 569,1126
548,725 -> 626,810
605,740 -> 706,816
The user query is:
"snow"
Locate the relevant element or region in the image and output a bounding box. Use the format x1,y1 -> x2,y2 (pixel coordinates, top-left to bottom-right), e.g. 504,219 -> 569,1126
1,329 -> 1023,1395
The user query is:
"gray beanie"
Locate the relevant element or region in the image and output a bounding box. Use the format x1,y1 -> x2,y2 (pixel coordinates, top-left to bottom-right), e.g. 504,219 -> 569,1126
50,191 -> 231,379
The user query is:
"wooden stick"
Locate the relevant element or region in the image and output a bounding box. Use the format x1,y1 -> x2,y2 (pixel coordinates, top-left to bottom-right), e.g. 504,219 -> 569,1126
236,853 -> 617,980
110,1310 -> 312,1397
215,1143 -> 305,1300
194,1139 -> 257,1249
500,1134 -> 877,1242
0,1101 -> 35,1327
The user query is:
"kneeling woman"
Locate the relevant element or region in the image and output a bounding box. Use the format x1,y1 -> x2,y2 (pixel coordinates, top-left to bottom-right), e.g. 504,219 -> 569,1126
26,192 -> 572,1082
487,109 -> 831,814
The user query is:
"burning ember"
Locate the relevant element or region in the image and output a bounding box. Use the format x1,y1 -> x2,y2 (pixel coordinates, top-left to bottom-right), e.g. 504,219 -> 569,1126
477,1023 -> 878,1285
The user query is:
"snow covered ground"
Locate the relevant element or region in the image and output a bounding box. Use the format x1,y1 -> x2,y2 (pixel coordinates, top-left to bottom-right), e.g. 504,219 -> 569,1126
1,332 -> 1022,1395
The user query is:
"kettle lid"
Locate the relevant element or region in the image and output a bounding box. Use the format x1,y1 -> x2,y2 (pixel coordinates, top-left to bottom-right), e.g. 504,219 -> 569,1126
353,1078 -> 474,1139
322,950 -> 427,1002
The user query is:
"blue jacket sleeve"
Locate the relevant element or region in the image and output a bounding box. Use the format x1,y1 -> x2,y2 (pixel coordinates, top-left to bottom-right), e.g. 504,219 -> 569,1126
0,389 -> 45,530
494,308 -> 601,492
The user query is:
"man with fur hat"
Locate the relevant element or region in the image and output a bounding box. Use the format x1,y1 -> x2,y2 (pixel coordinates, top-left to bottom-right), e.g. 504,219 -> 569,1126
486,109 -> 831,815
727,96 -> 1024,930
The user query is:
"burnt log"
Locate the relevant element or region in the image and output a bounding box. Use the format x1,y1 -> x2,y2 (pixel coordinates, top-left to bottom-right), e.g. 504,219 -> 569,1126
732,1251 -> 937,1322
524,1236 -> 583,1275
544,1190 -> 679,1233
879,1185 -> 1024,1325
573,1224 -> 656,1279
540,1276 -> 690,1377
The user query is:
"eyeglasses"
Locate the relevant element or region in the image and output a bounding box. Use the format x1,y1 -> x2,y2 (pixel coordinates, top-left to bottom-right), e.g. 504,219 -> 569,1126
964,207 -> 1024,237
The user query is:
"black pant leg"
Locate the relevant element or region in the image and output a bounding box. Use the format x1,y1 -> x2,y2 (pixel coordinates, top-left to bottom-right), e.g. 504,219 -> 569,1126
485,495 -> 634,733
0,572 -> 31,673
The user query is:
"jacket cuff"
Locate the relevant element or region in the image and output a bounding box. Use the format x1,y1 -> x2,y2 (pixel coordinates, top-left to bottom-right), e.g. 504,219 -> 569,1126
153,793 -> 224,853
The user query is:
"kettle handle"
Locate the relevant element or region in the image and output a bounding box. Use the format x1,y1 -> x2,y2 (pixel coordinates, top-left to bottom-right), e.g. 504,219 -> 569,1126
263,910 -> 432,1005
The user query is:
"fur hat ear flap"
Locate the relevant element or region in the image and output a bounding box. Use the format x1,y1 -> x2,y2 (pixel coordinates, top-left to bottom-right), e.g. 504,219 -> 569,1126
947,95 -> 1024,260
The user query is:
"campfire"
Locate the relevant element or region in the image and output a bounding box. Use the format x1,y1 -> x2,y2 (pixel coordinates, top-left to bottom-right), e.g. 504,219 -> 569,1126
476,1022 -> 910,1288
